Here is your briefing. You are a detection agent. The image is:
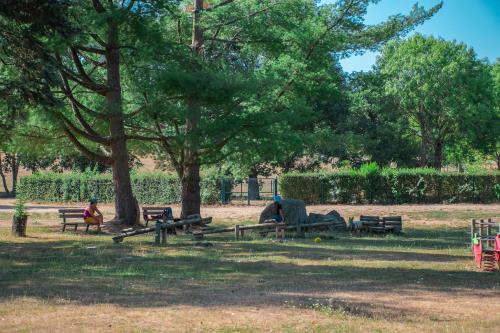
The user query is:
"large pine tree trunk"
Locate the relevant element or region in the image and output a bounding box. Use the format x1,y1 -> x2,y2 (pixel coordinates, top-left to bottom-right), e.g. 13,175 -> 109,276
106,20 -> 138,225
180,158 -> 201,219
110,117 -> 137,224
179,0 -> 204,219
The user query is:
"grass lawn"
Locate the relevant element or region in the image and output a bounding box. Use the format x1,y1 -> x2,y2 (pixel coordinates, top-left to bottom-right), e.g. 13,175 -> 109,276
1,204 -> 499,332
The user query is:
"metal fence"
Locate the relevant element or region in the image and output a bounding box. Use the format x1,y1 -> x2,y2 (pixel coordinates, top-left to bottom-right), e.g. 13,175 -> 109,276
221,177 -> 278,205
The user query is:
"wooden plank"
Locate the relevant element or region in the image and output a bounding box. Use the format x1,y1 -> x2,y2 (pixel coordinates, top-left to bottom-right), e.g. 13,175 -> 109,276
143,210 -> 168,214
361,220 -> 379,226
384,221 -> 402,226
360,215 -> 380,220
59,214 -> 84,218
302,221 -> 344,228
113,226 -> 156,243
193,227 -> 235,235
60,222 -> 87,226
168,217 -> 212,228
383,216 -> 402,221
477,222 -> 500,226
240,223 -> 286,230
58,209 -> 85,213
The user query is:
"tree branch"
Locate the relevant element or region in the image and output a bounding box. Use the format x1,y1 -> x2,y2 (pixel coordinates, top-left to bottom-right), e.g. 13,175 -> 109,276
75,45 -> 106,55
58,68 -> 109,120
60,113 -> 111,145
205,0 -> 236,12
70,47 -> 96,83
276,0 -> 359,99
63,127 -> 112,165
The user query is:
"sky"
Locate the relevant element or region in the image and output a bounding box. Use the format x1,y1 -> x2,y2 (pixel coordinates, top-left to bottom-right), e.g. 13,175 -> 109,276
322,0 -> 500,72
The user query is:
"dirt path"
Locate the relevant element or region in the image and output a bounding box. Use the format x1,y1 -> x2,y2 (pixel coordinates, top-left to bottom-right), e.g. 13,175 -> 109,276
1,198 -> 499,227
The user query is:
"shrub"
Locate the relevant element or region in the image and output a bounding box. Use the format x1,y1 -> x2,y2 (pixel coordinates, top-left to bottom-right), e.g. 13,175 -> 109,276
280,168 -> 500,204
17,172 -> 219,204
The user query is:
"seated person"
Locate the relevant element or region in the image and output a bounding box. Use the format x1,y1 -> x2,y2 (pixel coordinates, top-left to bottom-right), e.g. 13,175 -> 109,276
83,198 -> 104,231
272,195 -> 285,223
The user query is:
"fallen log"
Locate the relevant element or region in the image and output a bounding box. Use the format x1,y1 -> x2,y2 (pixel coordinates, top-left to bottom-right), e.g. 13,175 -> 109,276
113,227 -> 155,243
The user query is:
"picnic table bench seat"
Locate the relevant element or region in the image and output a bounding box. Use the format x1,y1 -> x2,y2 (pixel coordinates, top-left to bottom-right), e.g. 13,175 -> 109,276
59,208 -> 93,233
142,206 -> 174,226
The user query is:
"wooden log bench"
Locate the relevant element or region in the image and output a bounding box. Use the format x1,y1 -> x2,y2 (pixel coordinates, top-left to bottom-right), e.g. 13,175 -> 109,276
59,208 -> 94,233
358,215 -> 402,234
360,215 -> 380,233
383,216 -> 403,233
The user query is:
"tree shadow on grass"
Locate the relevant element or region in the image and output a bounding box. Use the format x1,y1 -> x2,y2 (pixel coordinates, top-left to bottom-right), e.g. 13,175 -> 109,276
208,226 -> 469,251
0,234 -> 497,312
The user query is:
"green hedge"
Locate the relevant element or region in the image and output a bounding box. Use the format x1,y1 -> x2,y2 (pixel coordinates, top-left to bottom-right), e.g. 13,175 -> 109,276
17,172 -> 221,204
280,169 -> 500,204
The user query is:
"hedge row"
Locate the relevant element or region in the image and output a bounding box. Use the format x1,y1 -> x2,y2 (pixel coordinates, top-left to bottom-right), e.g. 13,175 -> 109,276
280,169 -> 500,204
17,169 -> 500,205
17,172 -> 221,204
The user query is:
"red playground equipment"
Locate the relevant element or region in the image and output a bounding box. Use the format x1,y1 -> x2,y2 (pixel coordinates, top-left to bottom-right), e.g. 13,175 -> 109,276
470,219 -> 500,272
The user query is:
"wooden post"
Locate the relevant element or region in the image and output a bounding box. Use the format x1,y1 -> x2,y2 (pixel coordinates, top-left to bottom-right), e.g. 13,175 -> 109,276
480,219 -> 484,245
155,221 -> 161,246
161,224 -> 167,245
471,219 -> 476,247
276,226 -> 283,240
487,219 -> 492,247
235,225 -> 240,240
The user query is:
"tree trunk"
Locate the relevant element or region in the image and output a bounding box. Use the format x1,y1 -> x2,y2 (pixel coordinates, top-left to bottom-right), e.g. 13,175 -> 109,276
12,215 -> 27,237
248,168 -> 260,200
11,153 -> 19,195
180,158 -> 201,219
419,130 -> 431,167
106,19 -> 137,225
0,153 -> 9,194
179,0 -> 204,220
432,140 -> 443,170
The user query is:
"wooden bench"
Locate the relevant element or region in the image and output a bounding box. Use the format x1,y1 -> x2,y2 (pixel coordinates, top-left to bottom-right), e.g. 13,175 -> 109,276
359,215 -> 402,234
59,208 -> 91,233
383,216 -> 403,233
142,207 -> 173,226
360,215 -> 381,233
